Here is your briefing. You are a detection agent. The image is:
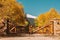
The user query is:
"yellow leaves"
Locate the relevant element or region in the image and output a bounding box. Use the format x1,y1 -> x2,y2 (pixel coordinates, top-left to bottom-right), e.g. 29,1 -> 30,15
0,0 -> 27,26
35,8 -> 60,27
38,14 -> 45,20
25,21 -> 29,26
47,8 -> 59,18
57,15 -> 60,19
36,14 -> 46,27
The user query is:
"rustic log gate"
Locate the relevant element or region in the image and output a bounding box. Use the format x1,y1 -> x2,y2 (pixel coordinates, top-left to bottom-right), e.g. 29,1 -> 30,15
33,21 -> 54,35
5,19 -> 29,34
5,19 -> 17,34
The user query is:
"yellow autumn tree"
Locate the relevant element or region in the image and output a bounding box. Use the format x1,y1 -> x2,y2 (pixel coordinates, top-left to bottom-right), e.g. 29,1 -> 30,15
45,8 -> 59,20
35,14 -> 46,27
35,8 -> 60,27
0,0 -> 28,26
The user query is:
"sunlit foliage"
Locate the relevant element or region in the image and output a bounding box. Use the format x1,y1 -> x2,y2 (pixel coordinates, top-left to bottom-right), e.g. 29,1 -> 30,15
35,8 -> 60,27
0,0 -> 28,26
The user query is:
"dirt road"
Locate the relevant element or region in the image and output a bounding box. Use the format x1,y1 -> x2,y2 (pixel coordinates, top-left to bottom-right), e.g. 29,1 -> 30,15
0,36 -> 60,40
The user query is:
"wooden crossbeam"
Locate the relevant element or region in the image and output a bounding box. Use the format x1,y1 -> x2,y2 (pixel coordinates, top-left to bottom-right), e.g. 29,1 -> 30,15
10,27 -> 16,33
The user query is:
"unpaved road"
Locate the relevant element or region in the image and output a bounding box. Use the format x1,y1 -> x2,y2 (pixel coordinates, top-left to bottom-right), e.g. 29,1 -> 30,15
0,34 -> 60,40
0,37 -> 60,40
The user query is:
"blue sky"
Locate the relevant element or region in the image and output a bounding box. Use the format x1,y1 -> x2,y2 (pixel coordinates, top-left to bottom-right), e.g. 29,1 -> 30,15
17,0 -> 60,16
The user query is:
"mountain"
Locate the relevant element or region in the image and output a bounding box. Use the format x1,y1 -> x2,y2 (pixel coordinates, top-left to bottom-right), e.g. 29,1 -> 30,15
26,14 -> 37,18
26,14 -> 37,26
